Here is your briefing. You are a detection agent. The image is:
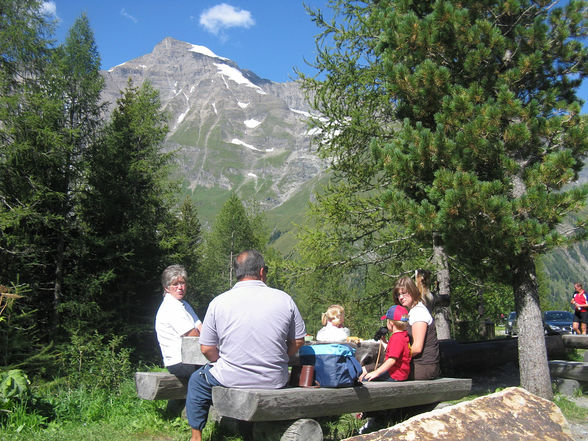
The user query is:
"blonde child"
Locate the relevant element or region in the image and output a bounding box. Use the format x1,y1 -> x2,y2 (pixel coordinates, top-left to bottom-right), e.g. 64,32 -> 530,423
316,304 -> 350,342
360,305 -> 411,382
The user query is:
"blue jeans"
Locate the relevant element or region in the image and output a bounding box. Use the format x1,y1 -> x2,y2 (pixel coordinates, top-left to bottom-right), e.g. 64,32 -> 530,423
186,364 -> 223,430
370,371 -> 399,382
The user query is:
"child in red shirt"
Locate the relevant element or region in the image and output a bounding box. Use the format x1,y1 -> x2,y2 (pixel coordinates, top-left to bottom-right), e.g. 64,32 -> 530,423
360,305 -> 411,382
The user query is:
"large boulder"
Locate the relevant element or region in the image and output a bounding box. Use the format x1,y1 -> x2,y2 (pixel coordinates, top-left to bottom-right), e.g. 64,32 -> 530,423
345,387 -> 573,441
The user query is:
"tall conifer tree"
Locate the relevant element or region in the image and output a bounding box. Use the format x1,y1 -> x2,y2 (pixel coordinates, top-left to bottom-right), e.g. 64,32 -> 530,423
201,194 -> 266,300
81,80 -> 171,335
47,14 -> 104,327
302,0 -> 587,398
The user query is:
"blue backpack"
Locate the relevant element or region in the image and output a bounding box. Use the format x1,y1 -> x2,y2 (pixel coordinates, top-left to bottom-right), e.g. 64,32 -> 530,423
298,343 -> 362,387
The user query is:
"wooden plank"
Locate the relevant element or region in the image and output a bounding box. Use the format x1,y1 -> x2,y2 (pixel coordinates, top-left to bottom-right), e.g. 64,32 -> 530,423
211,377 -> 472,422
561,335 -> 588,349
181,336 -> 210,365
548,361 -> 588,382
134,372 -> 188,400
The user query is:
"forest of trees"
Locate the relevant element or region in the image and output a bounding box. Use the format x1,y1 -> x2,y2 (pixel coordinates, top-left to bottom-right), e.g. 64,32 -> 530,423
1,0 -> 586,418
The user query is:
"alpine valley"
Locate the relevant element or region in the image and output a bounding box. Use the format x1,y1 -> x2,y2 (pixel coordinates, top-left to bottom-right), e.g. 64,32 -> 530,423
101,37 -> 325,250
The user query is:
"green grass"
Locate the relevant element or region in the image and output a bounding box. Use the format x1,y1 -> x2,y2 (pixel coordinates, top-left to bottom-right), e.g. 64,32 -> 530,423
4,376 -> 585,441
554,394 -> 588,422
0,379 -> 190,441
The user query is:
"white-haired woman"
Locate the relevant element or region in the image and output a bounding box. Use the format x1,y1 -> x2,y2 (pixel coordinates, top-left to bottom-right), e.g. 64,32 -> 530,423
155,264 -> 202,379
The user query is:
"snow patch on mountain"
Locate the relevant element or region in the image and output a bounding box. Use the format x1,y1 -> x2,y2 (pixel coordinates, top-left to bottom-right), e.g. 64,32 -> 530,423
107,61 -> 126,72
290,108 -> 311,117
230,139 -> 262,151
238,101 -> 250,109
214,63 -> 266,95
189,44 -> 228,60
244,119 -> 261,128
174,92 -> 190,128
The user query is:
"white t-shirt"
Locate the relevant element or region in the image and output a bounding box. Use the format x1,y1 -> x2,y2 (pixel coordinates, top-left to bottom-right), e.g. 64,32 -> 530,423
200,280 -> 306,388
155,293 -> 201,366
408,301 -> 433,326
316,322 -> 350,342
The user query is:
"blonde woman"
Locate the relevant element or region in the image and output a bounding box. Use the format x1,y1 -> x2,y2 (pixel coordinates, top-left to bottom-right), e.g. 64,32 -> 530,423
316,304 -> 350,342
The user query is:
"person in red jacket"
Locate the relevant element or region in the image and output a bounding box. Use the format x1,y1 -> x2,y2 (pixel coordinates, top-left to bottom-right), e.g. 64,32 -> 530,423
571,282 -> 588,335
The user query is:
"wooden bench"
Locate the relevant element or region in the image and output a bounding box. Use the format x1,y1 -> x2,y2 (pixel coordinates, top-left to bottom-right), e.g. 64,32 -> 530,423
561,334 -> 588,350
138,338 -> 474,439
134,371 -> 471,440
211,378 -> 472,421
135,371 -> 471,408
548,360 -> 588,382
547,334 -> 588,395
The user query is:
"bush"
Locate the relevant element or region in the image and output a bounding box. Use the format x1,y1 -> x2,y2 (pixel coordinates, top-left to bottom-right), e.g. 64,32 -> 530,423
0,369 -> 54,431
58,332 -> 132,392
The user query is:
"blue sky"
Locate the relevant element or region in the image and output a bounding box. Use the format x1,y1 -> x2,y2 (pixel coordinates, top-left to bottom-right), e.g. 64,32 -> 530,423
44,1 -> 586,113
45,1 -> 326,83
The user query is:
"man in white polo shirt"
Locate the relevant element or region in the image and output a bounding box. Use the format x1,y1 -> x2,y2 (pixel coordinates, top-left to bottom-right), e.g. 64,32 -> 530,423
186,250 -> 306,441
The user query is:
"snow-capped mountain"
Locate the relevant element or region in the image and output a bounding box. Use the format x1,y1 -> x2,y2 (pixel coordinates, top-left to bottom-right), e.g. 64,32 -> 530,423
101,37 -> 324,227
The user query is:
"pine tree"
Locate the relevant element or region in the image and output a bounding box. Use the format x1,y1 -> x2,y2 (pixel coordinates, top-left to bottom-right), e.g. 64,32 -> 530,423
47,14 -> 104,327
160,195 -> 205,310
0,5 -> 104,334
302,0 -> 587,398
201,194 -> 266,300
80,79 -> 172,335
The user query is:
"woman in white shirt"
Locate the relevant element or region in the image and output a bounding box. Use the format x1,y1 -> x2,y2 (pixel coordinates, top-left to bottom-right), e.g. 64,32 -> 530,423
155,264 -> 202,379
393,276 -> 440,380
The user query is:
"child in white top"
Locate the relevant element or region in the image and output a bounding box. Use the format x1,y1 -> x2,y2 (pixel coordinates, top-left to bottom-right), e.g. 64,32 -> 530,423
316,304 -> 350,342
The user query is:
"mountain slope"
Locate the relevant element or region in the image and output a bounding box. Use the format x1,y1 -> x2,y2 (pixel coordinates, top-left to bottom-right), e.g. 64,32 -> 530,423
101,37 -> 324,230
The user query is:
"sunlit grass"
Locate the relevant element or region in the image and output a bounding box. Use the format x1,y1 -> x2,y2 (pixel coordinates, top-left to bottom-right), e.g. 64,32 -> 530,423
554,394 -> 588,422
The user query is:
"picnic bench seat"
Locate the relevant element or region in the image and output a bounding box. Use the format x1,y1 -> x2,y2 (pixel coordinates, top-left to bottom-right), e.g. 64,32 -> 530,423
561,334 -> 588,350
211,377 -> 472,421
548,360 -> 588,382
546,334 -> 588,395
135,371 -> 471,411
135,371 -> 471,440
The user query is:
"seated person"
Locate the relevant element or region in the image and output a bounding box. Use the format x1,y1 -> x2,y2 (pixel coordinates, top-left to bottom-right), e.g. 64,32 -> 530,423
316,304 -> 350,342
185,250 -> 306,441
360,305 -> 411,382
155,264 -> 202,379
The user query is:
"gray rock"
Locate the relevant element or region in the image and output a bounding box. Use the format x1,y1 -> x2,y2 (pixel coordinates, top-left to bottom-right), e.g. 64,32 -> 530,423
344,387 -> 574,441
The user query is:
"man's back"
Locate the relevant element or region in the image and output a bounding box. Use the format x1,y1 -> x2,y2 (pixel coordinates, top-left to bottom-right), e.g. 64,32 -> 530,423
200,279 -> 306,388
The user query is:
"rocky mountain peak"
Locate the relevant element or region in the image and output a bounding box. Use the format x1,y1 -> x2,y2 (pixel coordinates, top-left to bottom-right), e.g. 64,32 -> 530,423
101,37 -> 324,225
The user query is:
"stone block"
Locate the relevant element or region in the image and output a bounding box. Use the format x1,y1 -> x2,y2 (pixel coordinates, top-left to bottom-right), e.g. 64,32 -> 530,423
554,378 -> 581,396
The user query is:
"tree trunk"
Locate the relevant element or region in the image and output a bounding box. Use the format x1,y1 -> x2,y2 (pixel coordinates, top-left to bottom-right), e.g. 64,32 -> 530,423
513,253 -> 553,400
433,233 -> 451,340
53,234 -> 65,331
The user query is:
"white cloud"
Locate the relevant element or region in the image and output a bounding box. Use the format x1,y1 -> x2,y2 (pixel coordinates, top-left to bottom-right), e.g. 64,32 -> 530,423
40,2 -> 58,18
199,3 -> 254,36
121,8 -> 138,23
